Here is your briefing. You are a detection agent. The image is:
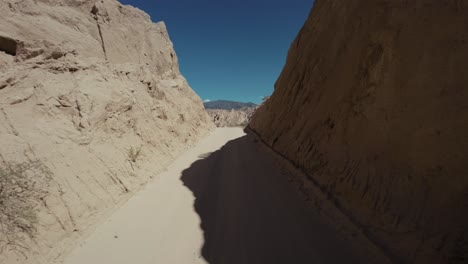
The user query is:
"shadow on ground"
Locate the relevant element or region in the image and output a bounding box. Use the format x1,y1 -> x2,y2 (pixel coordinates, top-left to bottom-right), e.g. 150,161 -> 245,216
181,133 -> 364,264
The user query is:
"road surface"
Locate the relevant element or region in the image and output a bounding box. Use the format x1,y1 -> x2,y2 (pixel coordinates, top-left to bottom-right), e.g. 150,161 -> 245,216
64,128 -> 376,264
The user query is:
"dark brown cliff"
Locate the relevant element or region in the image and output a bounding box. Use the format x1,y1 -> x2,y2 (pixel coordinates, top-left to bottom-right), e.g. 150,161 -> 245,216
249,1 -> 468,263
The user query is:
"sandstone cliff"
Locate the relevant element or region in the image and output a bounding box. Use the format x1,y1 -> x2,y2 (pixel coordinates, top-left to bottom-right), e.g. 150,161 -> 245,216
207,107 -> 255,127
249,1 -> 468,263
0,0 -> 213,263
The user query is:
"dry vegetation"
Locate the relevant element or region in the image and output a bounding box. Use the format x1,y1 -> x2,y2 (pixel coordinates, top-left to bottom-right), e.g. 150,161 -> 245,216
127,146 -> 142,163
0,162 -> 49,257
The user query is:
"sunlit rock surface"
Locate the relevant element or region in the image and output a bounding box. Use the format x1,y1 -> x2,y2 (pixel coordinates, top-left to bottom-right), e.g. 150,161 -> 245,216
0,0 -> 213,263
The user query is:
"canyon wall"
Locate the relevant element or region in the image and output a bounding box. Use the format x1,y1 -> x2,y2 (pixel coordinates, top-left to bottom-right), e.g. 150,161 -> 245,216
249,1 -> 468,263
207,108 -> 255,127
0,0 -> 213,263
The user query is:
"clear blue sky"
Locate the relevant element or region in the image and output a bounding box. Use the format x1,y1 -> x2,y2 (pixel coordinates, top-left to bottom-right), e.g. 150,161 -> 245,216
120,0 -> 314,104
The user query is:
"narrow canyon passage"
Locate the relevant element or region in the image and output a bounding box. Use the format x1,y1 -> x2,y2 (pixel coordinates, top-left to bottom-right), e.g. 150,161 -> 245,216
64,128 -> 378,264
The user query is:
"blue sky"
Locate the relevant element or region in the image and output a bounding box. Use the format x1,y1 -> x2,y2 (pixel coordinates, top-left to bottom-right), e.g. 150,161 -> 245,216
120,0 -> 314,104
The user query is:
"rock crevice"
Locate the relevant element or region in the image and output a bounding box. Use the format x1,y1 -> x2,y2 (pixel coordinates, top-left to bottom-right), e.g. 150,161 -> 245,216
91,5 -> 108,60
0,35 -> 18,56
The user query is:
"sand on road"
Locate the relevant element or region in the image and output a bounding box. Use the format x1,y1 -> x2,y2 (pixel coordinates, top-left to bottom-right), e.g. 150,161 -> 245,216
63,128 -> 383,264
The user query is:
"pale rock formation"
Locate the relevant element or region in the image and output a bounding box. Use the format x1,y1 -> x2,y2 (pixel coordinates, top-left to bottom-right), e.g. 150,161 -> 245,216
249,1 -> 468,263
0,0 -> 213,263
207,107 -> 255,127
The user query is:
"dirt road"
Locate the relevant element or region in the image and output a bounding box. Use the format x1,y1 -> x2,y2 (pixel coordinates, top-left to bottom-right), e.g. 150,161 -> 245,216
64,128 -> 378,264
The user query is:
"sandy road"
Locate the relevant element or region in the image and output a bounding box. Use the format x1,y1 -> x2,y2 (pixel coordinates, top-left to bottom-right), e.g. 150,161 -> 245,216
64,128 -> 372,264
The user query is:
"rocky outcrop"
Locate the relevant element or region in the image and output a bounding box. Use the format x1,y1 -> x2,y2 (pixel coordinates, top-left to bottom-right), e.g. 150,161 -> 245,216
249,1 -> 468,263
205,100 -> 257,127
0,0 -> 213,263
207,107 -> 255,127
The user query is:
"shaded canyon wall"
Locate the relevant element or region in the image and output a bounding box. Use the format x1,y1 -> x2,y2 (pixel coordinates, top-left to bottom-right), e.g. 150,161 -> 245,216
249,1 -> 468,263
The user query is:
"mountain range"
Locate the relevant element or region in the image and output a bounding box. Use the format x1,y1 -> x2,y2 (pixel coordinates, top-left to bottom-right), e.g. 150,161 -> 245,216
204,100 -> 257,110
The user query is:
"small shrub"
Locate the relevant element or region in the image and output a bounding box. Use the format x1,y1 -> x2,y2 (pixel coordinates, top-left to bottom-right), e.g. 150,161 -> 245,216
0,162 -> 49,257
239,120 -> 249,128
127,146 -> 142,163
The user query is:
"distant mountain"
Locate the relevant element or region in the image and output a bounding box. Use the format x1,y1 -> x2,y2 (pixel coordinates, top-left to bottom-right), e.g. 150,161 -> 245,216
204,100 -> 257,110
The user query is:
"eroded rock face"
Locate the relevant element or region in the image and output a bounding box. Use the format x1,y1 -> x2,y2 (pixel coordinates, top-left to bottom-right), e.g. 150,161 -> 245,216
207,108 -> 255,127
249,1 -> 468,263
0,0 -> 213,263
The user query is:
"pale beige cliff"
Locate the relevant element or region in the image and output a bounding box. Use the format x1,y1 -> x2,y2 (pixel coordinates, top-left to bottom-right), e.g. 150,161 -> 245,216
249,1 -> 468,263
207,107 -> 255,127
0,0 -> 213,263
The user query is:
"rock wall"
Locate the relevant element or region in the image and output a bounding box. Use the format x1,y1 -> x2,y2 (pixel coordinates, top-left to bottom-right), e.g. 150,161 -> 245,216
249,1 -> 468,263
207,108 -> 255,127
0,0 -> 213,263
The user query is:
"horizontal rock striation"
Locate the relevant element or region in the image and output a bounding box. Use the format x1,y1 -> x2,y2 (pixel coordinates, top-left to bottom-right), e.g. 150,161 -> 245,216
249,1 -> 468,263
